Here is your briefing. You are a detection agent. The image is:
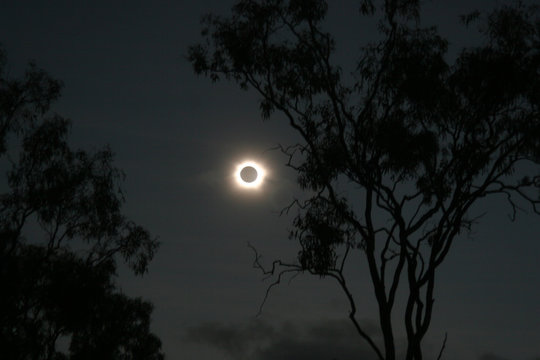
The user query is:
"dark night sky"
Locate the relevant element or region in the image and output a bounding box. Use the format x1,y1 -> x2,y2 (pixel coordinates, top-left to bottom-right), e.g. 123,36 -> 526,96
1,1 -> 539,359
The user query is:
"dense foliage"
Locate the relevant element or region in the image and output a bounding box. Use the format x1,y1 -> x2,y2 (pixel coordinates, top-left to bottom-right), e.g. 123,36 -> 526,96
0,47 -> 163,360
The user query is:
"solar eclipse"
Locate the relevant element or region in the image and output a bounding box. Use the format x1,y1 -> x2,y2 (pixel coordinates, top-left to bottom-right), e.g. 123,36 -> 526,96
236,161 -> 265,188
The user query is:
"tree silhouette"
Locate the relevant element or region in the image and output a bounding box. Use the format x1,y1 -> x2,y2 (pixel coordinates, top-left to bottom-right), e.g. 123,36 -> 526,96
189,0 -> 540,359
0,47 -> 163,359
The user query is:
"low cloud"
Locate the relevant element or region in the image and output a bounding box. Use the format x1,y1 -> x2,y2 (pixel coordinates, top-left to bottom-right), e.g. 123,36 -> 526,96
478,354 -> 511,360
185,319 -> 275,359
478,353 -> 540,360
185,318 -> 380,360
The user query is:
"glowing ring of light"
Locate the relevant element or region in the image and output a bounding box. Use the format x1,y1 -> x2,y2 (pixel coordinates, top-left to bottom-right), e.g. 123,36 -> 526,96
235,161 -> 265,188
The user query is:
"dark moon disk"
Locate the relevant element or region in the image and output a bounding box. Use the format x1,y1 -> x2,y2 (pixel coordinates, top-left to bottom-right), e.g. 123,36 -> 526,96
240,166 -> 258,183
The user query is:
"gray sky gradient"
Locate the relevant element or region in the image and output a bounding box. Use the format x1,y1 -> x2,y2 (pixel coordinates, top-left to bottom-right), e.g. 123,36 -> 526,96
1,1 -> 539,359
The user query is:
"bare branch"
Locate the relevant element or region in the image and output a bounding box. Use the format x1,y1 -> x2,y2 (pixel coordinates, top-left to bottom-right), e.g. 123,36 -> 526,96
436,332 -> 448,360
248,243 -> 303,316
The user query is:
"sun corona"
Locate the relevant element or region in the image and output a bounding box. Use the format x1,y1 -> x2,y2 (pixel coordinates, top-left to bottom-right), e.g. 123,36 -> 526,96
235,161 -> 265,189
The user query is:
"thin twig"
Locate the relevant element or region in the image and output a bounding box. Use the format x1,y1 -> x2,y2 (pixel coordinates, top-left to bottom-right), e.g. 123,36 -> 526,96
436,332 -> 448,360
